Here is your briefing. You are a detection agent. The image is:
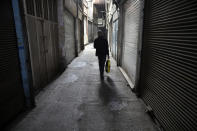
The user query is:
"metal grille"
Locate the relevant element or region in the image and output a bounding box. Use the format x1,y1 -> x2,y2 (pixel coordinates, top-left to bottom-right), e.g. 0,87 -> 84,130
0,0 -> 24,127
139,0 -> 197,130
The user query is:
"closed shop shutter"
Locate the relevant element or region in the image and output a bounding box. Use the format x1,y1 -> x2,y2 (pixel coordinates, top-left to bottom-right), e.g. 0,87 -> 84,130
112,22 -> 116,58
139,0 -> 197,130
93,24 -> 98,40
108,22 -> 112,50
112,20 -> 118,60
88,21 -> 93,42
84,17 -> 88,44
78,20 -> 82,53
64,10 -> 75,64
122,0 -> 143,83
0,0 -> 24,127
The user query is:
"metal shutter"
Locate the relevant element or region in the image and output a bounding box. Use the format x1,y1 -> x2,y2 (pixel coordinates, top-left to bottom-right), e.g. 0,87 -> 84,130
64,10 -> 75,64
0,0 -> 24,127
93,24 -> 98,40
122,0 -> 143,83
78,20 -> 82,53
112,20 -> 118,60
88,21 -> 93,42
139,0 -> 197,130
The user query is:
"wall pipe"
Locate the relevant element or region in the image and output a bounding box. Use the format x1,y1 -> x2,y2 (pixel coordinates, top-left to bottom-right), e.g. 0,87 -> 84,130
11,0 -> 34,107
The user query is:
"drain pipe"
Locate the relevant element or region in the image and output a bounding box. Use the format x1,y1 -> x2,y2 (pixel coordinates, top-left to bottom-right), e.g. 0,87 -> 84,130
11,0 -> 35,108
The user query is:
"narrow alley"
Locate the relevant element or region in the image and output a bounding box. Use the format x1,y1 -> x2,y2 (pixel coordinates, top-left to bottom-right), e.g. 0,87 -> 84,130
1,0 -> 197,130
7,44 -> 157,131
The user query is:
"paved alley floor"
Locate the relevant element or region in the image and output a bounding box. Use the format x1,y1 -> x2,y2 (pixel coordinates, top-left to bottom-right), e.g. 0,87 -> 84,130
9,44 -> 158,131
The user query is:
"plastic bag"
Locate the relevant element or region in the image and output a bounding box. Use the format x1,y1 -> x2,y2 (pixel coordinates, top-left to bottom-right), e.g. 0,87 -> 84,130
105,59 -> 110,73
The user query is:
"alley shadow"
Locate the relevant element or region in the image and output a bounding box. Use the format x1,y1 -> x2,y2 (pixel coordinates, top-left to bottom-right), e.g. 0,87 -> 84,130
98,76 -> 120,105
2,108 -> 34,131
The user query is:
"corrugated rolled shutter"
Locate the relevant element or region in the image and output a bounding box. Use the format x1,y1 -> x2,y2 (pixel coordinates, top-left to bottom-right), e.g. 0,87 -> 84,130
78,20 -> 82,53
122,0 -> 143,83
88,21 -> 93,42
0,0 -> 24,127
112,20 -> 118,60
93,24 -> 98,40
139,0 -> 197,130
112,22 -> 116,58
64,10 -> 75,64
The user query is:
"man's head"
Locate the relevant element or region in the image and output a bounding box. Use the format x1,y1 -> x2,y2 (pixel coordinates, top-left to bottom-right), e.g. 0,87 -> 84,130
98,30 -> 103,37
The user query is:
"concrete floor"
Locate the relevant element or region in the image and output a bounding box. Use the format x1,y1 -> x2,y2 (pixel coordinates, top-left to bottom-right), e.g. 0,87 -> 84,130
8,44 -> 158,131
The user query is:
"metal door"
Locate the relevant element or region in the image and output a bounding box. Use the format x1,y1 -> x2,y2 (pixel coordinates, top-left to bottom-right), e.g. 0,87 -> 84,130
139,0 -> 197,130
36,20 -> 48,87
122,0 -> 144,83
24,0 -> 58,91
0,0 -> 25,127
26,17 -> 48,90
50,23 -> 59,76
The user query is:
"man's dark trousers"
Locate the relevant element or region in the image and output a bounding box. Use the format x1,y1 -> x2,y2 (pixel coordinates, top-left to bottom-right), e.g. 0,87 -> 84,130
98,55 -> 106,78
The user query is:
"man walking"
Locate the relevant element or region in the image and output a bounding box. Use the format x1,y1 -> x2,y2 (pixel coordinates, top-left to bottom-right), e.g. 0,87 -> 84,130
94,31 -> 109,80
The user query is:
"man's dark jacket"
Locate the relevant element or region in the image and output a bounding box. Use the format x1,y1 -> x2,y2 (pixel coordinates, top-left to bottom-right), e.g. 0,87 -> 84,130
94,37 -> 109,56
